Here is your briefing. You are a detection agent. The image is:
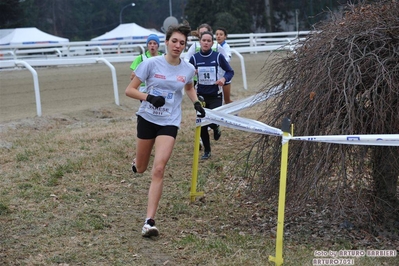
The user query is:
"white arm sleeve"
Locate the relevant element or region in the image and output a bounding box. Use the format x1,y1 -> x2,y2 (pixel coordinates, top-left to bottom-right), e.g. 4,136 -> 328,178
184,44 -> 196,61
217,44 -> 230,62
222,43 -> 232,62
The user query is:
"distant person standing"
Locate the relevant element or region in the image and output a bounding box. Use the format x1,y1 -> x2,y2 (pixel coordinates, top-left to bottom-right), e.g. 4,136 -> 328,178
130,34 -> 163,92
189,31 -> 234,160
215,27 -> 233,104
125,24 -> 205,237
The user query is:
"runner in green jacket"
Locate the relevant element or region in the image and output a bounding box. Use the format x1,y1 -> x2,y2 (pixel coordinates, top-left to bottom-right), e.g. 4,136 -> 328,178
130,34 -> 163,92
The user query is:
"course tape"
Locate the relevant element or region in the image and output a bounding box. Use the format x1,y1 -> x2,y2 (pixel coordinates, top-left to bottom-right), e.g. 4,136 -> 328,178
213,84 -> 288,116
291,134 -> 399,146
197,108 -> 283,137
197,89 -> 399,147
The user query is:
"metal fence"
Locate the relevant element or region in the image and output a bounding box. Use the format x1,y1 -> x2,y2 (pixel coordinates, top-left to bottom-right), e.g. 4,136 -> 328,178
0,31 -> 309,61
0,31 -> 310,117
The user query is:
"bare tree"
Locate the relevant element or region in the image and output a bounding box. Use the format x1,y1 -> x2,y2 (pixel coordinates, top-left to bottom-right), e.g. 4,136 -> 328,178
248,0 -> 399,235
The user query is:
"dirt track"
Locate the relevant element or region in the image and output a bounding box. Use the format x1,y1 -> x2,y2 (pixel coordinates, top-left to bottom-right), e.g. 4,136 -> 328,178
0,53 -> 273,123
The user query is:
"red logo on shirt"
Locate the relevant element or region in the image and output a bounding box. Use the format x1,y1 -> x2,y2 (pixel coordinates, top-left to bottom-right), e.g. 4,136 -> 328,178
154,74 -> 166,79
177,76 -> 186,83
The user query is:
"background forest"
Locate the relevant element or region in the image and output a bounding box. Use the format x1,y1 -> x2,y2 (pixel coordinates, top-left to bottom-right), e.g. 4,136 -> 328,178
0,0 -> 355,41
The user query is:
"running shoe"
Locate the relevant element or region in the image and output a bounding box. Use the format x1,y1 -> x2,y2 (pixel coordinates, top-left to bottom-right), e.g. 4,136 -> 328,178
131,159 -> 137,173
201,152 -> 211,160
213,125 -> 221,141
142,218 -> 159,237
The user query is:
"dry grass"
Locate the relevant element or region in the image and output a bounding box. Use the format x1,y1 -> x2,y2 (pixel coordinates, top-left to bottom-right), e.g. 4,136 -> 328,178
1,53 -> 397,265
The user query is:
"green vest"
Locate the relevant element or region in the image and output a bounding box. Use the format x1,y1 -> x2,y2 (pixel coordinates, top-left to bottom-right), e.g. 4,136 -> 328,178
130,51 -> 162,87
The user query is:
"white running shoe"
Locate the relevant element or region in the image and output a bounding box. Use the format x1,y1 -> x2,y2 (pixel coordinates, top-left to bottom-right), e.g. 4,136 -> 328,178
142,219 -> 159,237
131,158 -> 137,173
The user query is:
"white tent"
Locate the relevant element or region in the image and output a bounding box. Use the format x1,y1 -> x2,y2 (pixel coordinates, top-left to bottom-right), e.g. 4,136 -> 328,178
0,27 -> 69,46
0,29 -> 14,39
91,23 -> 164,43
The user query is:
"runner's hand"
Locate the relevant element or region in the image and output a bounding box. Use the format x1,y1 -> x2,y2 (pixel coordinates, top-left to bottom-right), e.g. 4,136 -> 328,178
146,94 -> 165,108
194,101 -> 206,118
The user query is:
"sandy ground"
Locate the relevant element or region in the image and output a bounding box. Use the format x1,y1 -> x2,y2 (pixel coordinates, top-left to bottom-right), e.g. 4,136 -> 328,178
0,53 -> 274,123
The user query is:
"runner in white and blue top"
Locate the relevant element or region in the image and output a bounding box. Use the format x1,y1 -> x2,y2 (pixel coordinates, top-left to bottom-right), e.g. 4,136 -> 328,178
215,28 -> 232,62
215,27 -> 233,103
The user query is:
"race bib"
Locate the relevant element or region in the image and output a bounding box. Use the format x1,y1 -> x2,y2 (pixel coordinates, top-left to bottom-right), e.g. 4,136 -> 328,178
198,66 -> 217,85
145,87 -> 175,117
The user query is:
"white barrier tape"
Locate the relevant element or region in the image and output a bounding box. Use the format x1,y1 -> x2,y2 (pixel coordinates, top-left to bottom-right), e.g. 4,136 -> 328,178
195,89 -> 399,147
213,84 -> 288,116
197,108 -> 283,137
291,134 -> 399,146
197,84 -> 288,128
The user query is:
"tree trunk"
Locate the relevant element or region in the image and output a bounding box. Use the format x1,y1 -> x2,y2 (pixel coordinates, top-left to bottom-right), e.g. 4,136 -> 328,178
264,0 -> 272,32
372,146 -> 399,219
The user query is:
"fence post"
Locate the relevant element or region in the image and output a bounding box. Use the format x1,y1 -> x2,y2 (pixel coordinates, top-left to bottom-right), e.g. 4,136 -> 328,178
230,49 -> 247,90
14,60 -> 42,117
249,33 -> 255,54
269,117 -> 291,266
190,120 -> 204,202
96,58 -> 120,106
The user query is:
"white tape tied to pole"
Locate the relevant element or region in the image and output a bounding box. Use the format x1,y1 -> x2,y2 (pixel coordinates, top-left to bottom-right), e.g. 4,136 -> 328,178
291,134 -> 399,146
197,108 -> 283,137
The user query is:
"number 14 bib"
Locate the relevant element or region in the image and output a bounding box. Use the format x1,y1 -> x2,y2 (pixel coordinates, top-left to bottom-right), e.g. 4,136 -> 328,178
198,66 -> 217,85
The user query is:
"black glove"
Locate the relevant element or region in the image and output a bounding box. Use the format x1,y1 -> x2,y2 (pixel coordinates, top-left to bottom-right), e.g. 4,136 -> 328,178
146,94 -> 165,108
194,101 -> 206,118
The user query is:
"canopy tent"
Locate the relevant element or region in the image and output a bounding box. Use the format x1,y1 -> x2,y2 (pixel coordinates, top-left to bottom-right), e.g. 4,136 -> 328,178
148,28 -> 165,35
0,29 -> 14,39
91,23 -> 164,43
0,27 -> 69,46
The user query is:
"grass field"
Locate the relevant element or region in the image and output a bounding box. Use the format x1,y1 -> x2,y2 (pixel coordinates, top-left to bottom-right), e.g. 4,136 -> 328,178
1,53 -> 397,265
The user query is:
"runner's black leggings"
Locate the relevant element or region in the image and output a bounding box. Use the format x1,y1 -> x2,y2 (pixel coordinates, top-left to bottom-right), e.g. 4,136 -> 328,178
199,94 -> 222,153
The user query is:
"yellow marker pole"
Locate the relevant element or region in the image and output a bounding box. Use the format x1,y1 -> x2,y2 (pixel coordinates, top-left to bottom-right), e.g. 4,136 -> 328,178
269,117 -> 291,266
190,120 -> 204,202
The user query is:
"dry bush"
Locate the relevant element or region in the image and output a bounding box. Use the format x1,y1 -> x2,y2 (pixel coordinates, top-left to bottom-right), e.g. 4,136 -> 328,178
246,0 -> 399,241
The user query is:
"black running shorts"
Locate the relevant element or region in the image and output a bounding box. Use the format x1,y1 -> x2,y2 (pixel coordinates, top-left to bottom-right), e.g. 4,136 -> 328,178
136,115 -> 178,139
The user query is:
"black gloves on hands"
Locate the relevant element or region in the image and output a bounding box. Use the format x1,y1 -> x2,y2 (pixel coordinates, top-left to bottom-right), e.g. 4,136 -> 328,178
194,101 -> 206,118
146,94 -> 205,117
146,94 -> 165,108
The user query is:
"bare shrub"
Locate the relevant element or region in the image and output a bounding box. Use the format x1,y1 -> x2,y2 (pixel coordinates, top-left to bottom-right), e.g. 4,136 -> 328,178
248,0 -> 399,238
